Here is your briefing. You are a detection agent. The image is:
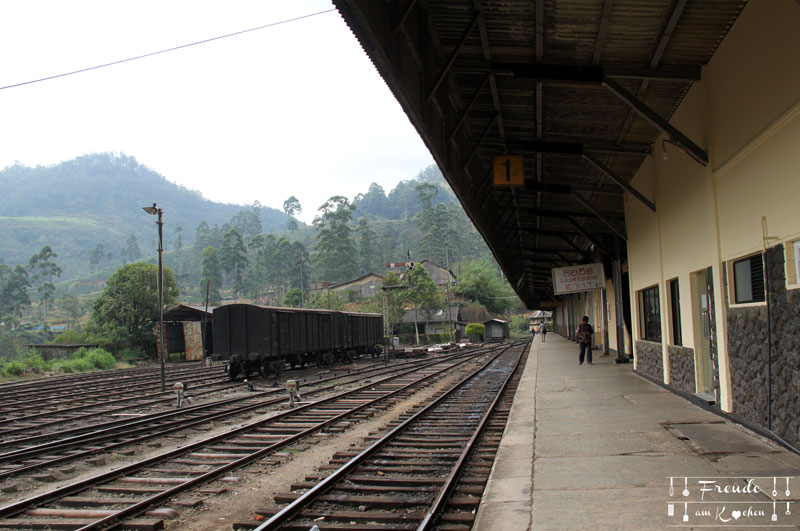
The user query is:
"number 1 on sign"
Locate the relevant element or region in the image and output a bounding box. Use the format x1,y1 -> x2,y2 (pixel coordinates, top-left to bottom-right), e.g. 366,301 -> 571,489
492,155 -> 523,186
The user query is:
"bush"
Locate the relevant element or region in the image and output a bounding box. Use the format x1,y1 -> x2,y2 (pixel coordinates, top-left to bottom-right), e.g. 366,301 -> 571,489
72,347 -> 116,370
465,323 -> 485,339
22,351 -> 48,374
1,360 -> 26,377
53,330 -> 85,344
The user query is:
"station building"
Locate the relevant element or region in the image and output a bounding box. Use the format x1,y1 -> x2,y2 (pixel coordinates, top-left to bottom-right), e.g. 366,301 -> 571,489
333,0 -> 800,450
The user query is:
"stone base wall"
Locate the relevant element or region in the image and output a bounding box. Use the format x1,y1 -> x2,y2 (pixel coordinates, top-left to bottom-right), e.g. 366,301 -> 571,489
668,345 -> 696,394
728,304 -> 769,428
635,340 -> 663,381
727,246 -> 800,448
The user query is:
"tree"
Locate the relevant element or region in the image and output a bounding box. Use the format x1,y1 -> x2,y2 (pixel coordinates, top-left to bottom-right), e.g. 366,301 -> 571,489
219,228 -> 248,296
356,219 -> 379,275
200,247 -> 222,304
231,209 -> 262,237
195,221 -> 211,251
122,234 -> 142,265
0,264 -> 30,322
283,196 -> 302,230
408,263 -> 445,319
454,259 -> 518,315
89,244 -> 104,275
174,226 -> 184,251
28,245 -> 63,326
89,262 -> 179,356
353,183 -> 389,218
59,291 -> 83,331
306,290 -> 345,310
283,288 -> 302,307
312,196 -> 357,283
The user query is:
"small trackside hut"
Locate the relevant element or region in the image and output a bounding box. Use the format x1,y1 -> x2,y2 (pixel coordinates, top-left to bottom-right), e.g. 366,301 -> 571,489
212,304 -> 383,380
483,319 -> 510,342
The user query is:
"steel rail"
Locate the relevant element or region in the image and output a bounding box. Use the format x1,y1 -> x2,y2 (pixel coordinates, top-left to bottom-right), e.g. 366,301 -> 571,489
416,342 -> 526,530
0,364 -> 221,404
0,377 -> 239,437
0,356 -> 406,453
0,370 -> 226,415
69,348 -> 492,531
254,339 -> 527,530
0,346 -> 494,529
0,362 -> 207,393
0,354 -> 458,478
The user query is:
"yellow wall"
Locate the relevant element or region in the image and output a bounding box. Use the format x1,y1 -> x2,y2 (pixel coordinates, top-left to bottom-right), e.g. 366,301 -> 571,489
624,1 -> 800,412
604,278 -> 632,356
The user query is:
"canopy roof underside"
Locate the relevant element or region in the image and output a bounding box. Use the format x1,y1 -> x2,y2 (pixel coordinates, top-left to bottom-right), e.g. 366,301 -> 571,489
333,0 -> 746,308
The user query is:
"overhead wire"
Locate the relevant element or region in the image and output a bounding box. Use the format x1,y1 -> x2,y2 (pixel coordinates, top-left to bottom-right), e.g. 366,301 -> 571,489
0,8 -> 336,91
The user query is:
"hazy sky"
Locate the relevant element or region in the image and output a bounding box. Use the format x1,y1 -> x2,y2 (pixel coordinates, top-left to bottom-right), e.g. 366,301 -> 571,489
0,1 -> 434,223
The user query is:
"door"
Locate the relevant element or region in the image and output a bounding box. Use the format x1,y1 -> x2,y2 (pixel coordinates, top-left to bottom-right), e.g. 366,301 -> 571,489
691,269 -> 714,394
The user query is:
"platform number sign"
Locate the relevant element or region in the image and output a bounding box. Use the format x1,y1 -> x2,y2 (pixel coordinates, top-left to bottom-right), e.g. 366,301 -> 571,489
493,155 -> 524,186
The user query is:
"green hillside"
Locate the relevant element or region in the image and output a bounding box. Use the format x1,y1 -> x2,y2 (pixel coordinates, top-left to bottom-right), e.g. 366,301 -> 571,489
0,153 -> 289,280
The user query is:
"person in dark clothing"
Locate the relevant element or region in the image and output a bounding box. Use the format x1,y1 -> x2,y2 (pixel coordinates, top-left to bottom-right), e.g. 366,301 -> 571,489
576,315 -> 594,365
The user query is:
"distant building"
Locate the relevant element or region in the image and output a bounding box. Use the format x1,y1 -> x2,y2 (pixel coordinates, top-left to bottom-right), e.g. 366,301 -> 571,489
308,281 -> 335,294
329,273 -> 384,300
483,319 -> 510,341
401,260 -> 456,288
528,310 -> 553,330
398,305 -> 466,341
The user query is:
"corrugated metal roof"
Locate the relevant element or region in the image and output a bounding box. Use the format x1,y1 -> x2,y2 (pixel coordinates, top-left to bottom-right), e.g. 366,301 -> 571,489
333,0 -> 745,307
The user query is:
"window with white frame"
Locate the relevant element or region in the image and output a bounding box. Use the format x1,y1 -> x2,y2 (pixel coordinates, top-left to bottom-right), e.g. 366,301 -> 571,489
732,253 -> 765,304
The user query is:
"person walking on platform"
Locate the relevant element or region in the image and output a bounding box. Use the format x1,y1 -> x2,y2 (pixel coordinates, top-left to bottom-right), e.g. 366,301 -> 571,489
576,315 -> 593,365
538,322 -> 547,342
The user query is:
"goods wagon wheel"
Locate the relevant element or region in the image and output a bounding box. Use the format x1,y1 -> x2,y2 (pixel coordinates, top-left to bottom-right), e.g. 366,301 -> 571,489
289,354 -> 303,370
227,359 -> 244,381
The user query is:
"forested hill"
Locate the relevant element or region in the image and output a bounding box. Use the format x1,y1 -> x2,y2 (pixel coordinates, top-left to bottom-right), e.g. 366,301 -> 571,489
0,153 -> 288,278
352,164 -> 457,220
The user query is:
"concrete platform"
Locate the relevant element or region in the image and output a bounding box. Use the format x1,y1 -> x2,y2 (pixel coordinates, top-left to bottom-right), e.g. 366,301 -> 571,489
474,335 -> 800,530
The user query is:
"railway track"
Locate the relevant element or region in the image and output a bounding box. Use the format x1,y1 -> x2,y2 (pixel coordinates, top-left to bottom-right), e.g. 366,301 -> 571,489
243,339 -> 529,531
0,344 -> 500,530
0,353 -> 475,483
0,356 -> 388,440
0,364 -> 219,407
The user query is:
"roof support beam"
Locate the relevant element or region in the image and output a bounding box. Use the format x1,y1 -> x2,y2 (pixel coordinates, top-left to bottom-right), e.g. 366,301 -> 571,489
523,207 -> 623,220
448,74 -> 490,143
583,152 -> 655,211
592,0 -> 614,65
514,140 -> 654,211
392,0 -> 417,36
602,77 -> 708,166
426,11 -> 481,103
521,246 -> 584,255
514,140 -> 651,156
571,193 -> 627,241
567,218 -> 613,258
462,113 -> 498,172
477,62 -> 701,82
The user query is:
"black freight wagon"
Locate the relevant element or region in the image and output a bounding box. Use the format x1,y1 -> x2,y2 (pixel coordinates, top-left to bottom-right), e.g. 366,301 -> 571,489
212,304 -> 383,379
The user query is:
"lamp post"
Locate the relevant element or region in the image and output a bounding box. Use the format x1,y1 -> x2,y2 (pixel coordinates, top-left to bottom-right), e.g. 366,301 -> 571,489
143,203 -> 166,392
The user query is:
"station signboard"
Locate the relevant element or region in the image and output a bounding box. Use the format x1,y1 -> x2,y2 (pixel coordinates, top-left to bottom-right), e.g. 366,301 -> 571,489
551,263 -> 606,295
492,155 -> 524,186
